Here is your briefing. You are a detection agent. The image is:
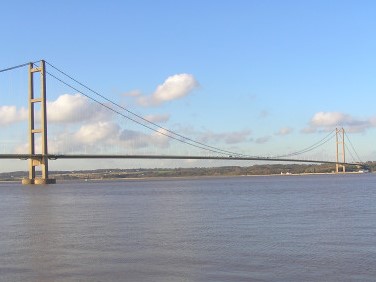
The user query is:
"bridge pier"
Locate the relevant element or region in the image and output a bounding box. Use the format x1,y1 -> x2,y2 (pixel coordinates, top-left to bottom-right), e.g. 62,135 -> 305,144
22,60 -> 55,185
22,178 -> 56,185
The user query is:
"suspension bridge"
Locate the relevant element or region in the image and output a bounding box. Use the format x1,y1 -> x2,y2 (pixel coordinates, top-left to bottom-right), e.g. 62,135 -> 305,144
0,60 -> 365,184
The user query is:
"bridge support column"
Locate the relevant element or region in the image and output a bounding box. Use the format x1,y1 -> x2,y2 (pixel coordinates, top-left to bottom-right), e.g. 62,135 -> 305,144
22,60 -> 56,185
335,127 -> 346,173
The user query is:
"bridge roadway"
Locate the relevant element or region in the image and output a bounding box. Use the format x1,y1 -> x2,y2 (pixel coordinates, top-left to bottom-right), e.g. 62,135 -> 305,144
0,154 -> 361,167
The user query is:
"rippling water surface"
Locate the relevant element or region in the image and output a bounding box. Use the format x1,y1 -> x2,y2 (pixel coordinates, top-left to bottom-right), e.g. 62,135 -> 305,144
0,174 -> 375,281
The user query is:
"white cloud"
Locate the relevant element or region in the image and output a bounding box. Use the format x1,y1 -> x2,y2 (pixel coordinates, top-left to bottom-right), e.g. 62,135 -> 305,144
1,94 -> 111,127
137,74 -> 199,106
51,122 -> 122,154
304,111 -> 375,133
275,127 -> 293,136
119,128 -> 170,149
15,124 -> 120,154
255,136 -> 271,144
311,112 -> 350,127
0,106 -> 27,126
74,121 -> 120,144
143,114 -> 170,123
153,128 -> 171,148
47,94 -> 112,123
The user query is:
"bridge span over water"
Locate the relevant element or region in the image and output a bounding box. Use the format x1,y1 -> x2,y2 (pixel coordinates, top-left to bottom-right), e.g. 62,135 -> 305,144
0,60 -> 365,184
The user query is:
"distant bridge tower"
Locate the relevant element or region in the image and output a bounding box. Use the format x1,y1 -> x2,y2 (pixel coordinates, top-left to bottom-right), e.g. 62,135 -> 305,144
22,60 -> 55,184
335,127 -> 346,173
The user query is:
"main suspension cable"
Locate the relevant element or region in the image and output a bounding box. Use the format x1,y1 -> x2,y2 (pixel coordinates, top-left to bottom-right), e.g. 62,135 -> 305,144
0,61 -> 39,73
344,131 -> 362,163
344,143 -> 357,163
39,60 -> 348,161
274,130 -> 335,158
45,69 -> 244,157
45,61 -> 249,158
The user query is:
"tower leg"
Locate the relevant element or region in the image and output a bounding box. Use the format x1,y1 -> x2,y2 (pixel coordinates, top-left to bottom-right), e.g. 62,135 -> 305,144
22,60 -> 55,185
335,128 -> 346,173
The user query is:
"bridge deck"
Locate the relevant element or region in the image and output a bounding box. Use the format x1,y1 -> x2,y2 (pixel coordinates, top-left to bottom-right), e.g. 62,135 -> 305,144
0,154 -> 360,166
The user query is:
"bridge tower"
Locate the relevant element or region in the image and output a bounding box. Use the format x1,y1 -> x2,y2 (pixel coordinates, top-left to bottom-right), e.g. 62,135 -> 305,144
22,60 -> 56,184
335,127 -> 346,173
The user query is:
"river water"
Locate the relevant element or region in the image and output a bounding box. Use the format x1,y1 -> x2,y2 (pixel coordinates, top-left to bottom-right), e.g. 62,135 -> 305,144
0,174 -> 375,281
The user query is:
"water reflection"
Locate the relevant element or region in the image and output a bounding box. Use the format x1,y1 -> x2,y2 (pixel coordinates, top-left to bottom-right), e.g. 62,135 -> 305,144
23,186 -> 64,281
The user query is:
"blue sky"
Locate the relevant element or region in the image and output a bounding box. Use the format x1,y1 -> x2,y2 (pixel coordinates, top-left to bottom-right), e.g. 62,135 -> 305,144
1,0 -> 376,171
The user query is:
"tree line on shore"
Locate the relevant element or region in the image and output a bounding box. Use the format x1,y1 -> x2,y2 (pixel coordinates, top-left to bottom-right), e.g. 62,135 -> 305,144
1,162 -> 374,181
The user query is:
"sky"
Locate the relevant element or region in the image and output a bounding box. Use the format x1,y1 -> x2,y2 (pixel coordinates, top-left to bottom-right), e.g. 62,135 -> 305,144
1,0 -> 376,172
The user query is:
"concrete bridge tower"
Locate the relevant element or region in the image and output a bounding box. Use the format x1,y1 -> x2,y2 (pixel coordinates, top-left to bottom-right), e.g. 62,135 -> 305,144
335,127 -> 346,173
22,60 -> 56,184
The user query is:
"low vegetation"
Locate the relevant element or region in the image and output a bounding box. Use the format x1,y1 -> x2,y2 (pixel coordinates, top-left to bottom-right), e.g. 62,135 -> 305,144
1,162 -> 374,181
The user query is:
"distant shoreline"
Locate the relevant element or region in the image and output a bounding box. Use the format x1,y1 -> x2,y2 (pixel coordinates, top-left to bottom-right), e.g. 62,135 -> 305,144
0,162 -> 373,183
2,171 -> 373,184
81,171 -> 372,181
